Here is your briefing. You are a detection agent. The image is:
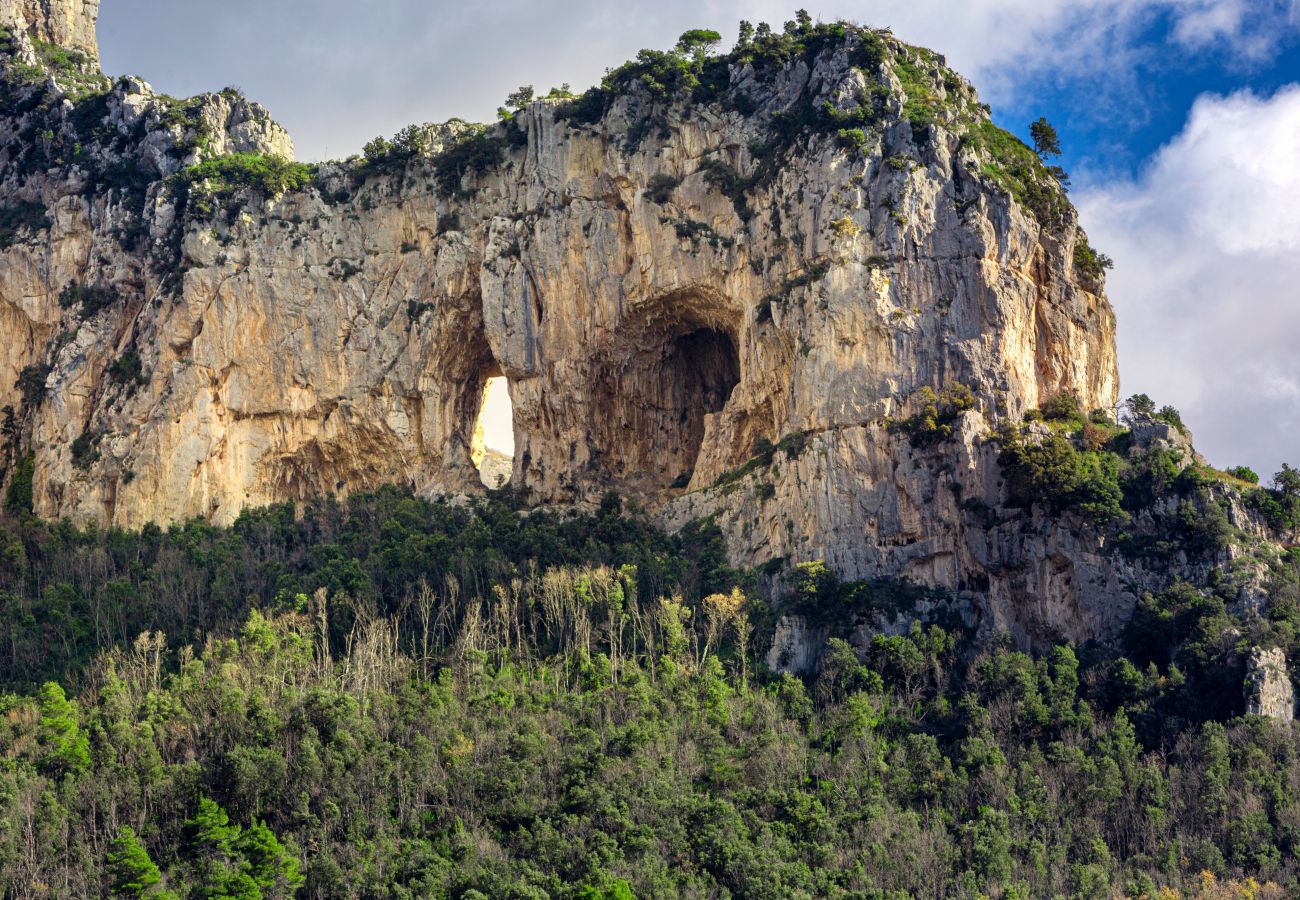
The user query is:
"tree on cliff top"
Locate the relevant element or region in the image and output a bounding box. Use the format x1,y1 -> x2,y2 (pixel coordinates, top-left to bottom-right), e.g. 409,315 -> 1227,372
676,29 -> 722,60
1031,116 -> 1062,158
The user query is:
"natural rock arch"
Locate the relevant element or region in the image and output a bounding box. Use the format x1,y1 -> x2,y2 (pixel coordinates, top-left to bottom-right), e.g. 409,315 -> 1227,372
448,325 -> 513,491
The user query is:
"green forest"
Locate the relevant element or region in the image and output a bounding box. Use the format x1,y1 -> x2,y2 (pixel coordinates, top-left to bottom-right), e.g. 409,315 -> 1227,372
0,488 -> 1296,898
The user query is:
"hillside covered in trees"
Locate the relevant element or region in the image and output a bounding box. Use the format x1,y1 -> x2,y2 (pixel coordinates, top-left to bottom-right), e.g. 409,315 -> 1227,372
0,482 -> 1298,897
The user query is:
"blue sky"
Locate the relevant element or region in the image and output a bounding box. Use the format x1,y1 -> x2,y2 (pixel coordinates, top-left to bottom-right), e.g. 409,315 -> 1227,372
997,6 -> 1300,181
97,1 -> 1300,478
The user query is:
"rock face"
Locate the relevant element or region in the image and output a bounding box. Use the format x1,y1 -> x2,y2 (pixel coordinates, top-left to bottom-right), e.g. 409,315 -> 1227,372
0,0 -> 96,60
766,615 -> 826,675
0,9 -> 1187,649
1246,648 -> 1295,721
664,411 -> 1142,648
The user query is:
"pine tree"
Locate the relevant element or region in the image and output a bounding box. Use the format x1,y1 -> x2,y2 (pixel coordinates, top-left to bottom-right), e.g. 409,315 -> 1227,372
184,798 -> 303,899
735,20 -> 754,49
675,29 -> 722,61
237,821 -> 304,898
186,797 -> 251,899
36,681 -> 90,775
188,797 -> 238,854
107,826 -> 162,898
1030,116 -> 1062,158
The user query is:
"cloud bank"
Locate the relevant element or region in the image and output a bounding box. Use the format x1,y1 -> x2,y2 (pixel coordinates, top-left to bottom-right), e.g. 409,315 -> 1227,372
1078,85 -> 1300,479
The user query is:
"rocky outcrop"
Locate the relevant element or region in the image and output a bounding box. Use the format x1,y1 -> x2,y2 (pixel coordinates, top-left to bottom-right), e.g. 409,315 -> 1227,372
0,24 -> 1116,517
663,411 -> 1145,646
1245,647 -> 1295,721
766,615 -> 826,675
7,9 -> 1243,651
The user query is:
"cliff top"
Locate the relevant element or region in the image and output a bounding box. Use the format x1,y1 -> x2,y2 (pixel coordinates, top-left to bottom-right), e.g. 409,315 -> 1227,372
349,19 -> 1078,232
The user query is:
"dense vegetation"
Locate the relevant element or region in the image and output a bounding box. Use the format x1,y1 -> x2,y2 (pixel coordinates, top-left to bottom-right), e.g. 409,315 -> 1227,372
996,392 -> 1213,530
179,153 -> 317,216
0,482 -> 1298,897
0,489 -> 736,691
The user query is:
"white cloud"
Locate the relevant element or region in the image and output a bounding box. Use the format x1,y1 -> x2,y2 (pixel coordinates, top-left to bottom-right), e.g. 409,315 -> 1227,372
1169,0 -> 1300,59
1077,85 -> 1300,478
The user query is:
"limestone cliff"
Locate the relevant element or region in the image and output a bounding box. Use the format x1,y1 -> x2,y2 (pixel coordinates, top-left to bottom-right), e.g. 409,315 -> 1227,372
0,0 -> 96,61
4,9 -> 1275,655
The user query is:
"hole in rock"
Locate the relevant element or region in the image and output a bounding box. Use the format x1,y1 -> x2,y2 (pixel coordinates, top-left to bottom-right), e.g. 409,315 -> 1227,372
471,375 -> 515,488
657,326 -> 740,487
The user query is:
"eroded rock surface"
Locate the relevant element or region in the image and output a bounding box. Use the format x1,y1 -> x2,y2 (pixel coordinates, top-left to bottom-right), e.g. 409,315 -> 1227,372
766,615 -> 826,675
1246,647 -> 1295,721
0,0 -> 96,60
0,8 -> 1196,650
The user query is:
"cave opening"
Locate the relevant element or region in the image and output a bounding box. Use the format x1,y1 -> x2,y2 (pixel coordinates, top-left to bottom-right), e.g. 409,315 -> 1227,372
471,375 -> 514,488
660,326 -> 740,487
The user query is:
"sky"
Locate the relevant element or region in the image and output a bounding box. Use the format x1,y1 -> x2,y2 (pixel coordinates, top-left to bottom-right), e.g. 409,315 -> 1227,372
479,377 -> 513,458
98,1 -> 1300,476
